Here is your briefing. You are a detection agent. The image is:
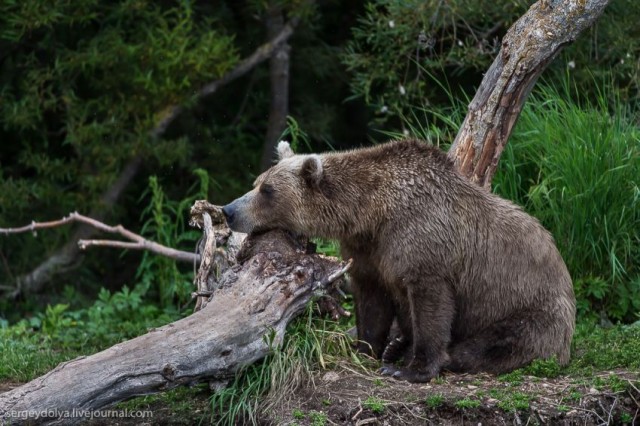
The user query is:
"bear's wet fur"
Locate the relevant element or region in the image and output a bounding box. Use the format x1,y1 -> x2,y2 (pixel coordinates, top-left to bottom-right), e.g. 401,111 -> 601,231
222,139 -> 576,382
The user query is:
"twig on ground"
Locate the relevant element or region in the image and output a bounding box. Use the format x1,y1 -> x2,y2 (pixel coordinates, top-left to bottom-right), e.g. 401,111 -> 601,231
351,403 -> 363,421
627,380 -> 640,408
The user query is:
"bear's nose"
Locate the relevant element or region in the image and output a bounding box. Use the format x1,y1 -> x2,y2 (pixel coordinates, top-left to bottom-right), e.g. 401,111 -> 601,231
221,204 -> 234,223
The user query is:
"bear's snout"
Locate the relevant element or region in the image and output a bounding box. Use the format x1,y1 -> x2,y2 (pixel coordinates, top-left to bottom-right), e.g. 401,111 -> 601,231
222,196 -> 253,233
221,203 -> 235,225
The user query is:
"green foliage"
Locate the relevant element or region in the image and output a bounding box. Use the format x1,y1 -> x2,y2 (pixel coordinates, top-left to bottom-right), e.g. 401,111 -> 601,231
522,357 -> 563,379
0,286 -> 182,382
425,393 -> 445,408
363,396 -> 386,413
489,390 -> 531,412
454,397 -> 480,409
0,165 -> 208,376
136,170 -> 210,309
568,322 -> 640,373
344,0 -> 640,132
308,410 -> 328,426
0,0 -> 237,215
280,116 -> 313,153
0,0 -> 240,311
494,80 -> 640,321
343,0 -> 529,129
497,370 -> 524,386
557,0 -> 640,103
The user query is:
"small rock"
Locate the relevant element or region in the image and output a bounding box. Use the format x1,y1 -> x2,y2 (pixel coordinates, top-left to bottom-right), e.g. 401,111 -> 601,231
468,385 -> 478,389
323,371 -> 341,382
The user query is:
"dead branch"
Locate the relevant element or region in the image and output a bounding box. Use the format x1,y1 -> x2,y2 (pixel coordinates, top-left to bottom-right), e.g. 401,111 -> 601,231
151,17 -> 300,140
0,212 -> 197,264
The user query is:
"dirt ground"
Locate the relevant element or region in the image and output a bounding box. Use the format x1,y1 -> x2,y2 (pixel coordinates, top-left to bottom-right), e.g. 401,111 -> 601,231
2,366 -> 639,425
264,363 -> 640,425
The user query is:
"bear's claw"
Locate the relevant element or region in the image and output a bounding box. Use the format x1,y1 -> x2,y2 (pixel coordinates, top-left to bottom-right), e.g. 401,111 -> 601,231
390,367 -> 437,383
378,364 -> 399,376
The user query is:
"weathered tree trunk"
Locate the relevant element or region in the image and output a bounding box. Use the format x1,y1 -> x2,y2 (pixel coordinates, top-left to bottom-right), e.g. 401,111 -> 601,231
447,0 -> 610,186
0,225 -> 346,425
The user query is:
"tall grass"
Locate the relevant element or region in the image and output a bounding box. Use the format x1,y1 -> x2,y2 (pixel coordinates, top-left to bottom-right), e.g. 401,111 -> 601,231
494,81 -> 640,321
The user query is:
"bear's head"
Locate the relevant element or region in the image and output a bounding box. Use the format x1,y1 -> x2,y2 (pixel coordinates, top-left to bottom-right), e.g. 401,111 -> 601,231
222,141 -> 325,235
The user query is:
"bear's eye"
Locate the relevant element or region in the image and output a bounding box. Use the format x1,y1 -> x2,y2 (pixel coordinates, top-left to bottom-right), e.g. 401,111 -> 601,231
259,184 -> 275,196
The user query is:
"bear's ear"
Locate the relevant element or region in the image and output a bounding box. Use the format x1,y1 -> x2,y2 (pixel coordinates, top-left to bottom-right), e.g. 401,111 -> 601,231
301,155 -> 323,188
277,141 -> 294,161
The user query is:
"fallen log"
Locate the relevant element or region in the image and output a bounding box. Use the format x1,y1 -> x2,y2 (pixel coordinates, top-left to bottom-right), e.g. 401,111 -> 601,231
0,204 -> 349,425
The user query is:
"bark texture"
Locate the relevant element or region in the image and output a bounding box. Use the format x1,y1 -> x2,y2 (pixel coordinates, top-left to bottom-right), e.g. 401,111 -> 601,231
447,0 -> 610,187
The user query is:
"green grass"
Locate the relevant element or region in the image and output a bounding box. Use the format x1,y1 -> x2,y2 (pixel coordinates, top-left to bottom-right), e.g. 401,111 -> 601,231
489,390 -> 531,412
567,322 -> 640,374
363,396 -> 386,413
209,304 -> 359,425
454,398 -> 481,409
425,393 -> 445,408
308,410 -> 327,426
493,80 -> 640,322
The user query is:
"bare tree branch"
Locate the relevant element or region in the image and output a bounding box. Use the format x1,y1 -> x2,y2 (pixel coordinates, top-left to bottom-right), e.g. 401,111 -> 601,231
447,0 -> 611,187
151,17 -> 300,140
0,213 -> 198,263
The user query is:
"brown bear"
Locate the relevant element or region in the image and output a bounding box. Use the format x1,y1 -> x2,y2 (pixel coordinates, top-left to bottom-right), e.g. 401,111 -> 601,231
222,139 -> 576,382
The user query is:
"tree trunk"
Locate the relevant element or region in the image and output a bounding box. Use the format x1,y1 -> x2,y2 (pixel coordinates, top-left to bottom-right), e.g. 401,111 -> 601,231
0,227 -> 346,425
447,0 -> 610,186
260,4 -> 291,171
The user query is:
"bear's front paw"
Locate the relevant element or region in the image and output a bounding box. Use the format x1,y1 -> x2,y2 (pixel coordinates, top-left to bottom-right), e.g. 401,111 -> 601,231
378,364 -> 400,376
390,366 -> 439,383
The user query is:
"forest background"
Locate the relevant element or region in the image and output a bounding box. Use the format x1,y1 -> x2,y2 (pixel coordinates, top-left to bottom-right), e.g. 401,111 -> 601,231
0,0 -> 639,422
